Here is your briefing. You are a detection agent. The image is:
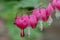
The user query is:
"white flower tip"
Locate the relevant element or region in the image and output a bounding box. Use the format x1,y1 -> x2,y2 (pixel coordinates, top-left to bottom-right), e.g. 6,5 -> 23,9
55,9 -> 60,19
40,26 -> 43,31
28,32 -> 30,37
47,16 -> 53,26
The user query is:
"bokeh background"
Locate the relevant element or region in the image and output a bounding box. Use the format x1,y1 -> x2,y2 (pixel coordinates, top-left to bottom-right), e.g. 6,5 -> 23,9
0,0 -> 60,40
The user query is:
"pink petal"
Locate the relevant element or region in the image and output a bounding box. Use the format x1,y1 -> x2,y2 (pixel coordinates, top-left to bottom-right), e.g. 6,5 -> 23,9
32,8 -> 41,21
22,15 -> 29,29
47,4 -> 54,16
29,15 -> 38,29
40,9 -> 49,21
52,0 -> 57,8
56,0 -> 60,11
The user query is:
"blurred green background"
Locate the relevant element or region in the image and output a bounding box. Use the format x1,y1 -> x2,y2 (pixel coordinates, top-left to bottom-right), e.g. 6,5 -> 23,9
0,0 -> 49,40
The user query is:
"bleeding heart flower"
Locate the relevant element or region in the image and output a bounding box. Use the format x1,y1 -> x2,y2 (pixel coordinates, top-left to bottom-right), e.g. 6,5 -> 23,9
22,14 -> 30,37
32,8 -> 44,31
29,15 -> 38,29
15,16 -> 23,29
55,0 -> 60,11
15,15 -> 29,37
53,0 -> 60,10
40,8 -> 49,22
46,4 -> 54,16
52,0 -> 60,19
15,17 -> 25,37
46,4 -> 54,26
22,14 -> 29,27
39,8 -> 49,31
32,8 -> 41,21
52,0 -> 57,8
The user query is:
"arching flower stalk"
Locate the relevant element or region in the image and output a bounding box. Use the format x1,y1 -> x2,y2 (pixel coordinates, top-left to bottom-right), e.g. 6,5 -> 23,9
13,0 -> 59,37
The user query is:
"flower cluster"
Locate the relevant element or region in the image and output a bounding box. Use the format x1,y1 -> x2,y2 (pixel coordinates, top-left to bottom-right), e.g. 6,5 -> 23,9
14,0 -> 60,37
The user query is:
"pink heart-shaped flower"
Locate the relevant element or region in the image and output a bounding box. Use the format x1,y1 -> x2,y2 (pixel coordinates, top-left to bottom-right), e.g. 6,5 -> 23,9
15,16 -> 23,29
40,9 -> 49,22
56,0 -> 60,10
46,4 -> 54,16
52,0 -> 57,8
29,15 -> 38,29
22,14 -> 29,29
52,0 -> 60,11
32,8 -> 41,21
15,15 -> 29,37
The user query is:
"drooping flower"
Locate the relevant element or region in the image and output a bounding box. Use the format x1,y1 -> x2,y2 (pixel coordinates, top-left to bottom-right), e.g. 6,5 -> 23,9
29,15 -> 38,29
39,8 -> 50,31
52,0 -> 57,8
22,14 -> 29,27
15,16 -> 25,37
52,0 -> 60,19
46,4 -> 54,26
22,14 -> 30,37
32,8 -> 41,21
14,14 -> 29,37
46,4 -> 54,16
52,0 -> 60,10
15,16 -> 23,29
40,8 -> 49,22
